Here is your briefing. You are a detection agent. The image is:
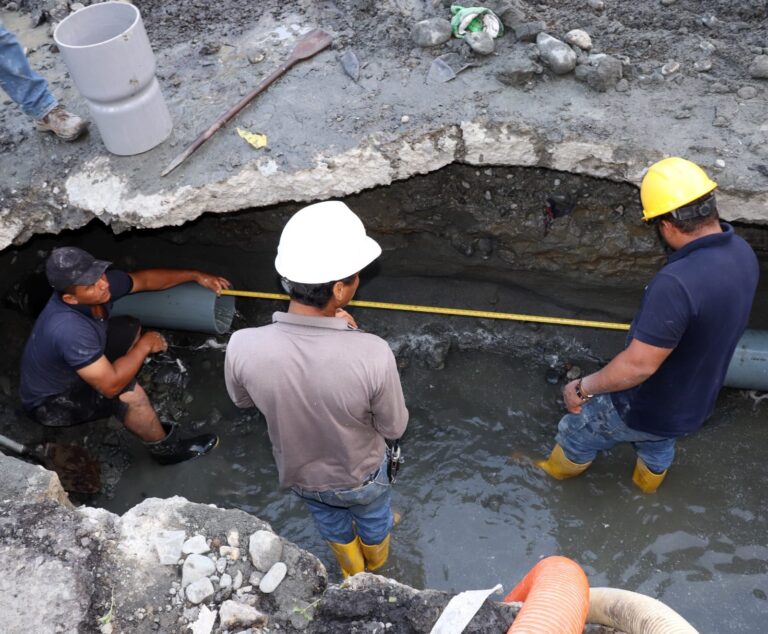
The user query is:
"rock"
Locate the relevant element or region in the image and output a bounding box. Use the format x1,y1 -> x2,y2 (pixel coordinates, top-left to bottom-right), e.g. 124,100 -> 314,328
249,571 -> 264,586
182,535 -> 209,555
185,577 -> 215,605
249,530 -> 283,572
660,0 -> 676,4
412,18 -> 452,47
496,58 -> 542,86
220,546 -> 240,560
5,2 -> 19,10
154,530 -> 186,565
694,59 -> 712,72
566,366 -> 582,380
661,61 -> 680,76
536,33 -> 577,75
587,0 -> 604,11
0,454 -> 71,507
749,55 -> 768,79
232,570 -> 243,590
513,21 -> 545,43
738,86 -> 758,99
199,42 -> 220,56
498,5 -> 525,29
259,562 -> 288,594
615,78 -> 630,92
70,2 -> 84,11
219,573 -> 232,589
219,600 -> 268,630
575,54 -> 623,91
465,31 -> 495,56
216,557 -> 227,574
188,604 -> 217,634
565,29 -> 592,51
182,554 -> 216,588
339,50 -> 360,82
227,530 -> 240,548
700,41 -> 716,54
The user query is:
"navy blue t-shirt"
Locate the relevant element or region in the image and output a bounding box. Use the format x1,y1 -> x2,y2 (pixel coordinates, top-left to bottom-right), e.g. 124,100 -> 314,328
611,223 -> 758,437
19,270 -> 134,409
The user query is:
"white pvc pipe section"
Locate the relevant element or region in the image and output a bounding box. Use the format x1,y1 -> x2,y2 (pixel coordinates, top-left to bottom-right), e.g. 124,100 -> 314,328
724,329 -> 768,391
588,587 -> 699,634
54,2 -> 172,155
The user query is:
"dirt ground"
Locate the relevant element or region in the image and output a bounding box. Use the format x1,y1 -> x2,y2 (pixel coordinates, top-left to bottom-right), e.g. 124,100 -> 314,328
1,0 -> 767,249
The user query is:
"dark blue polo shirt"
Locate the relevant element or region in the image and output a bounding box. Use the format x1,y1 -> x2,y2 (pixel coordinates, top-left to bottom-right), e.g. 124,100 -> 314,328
611,223 -> 758,437
19,270 -> 133,409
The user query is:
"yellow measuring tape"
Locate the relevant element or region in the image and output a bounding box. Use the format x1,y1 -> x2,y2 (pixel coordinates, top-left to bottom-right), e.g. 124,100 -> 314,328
221,289 -> 631,332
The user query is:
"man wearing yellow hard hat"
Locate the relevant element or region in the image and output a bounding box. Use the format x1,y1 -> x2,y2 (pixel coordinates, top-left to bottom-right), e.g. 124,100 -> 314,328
538,157 -> 759,492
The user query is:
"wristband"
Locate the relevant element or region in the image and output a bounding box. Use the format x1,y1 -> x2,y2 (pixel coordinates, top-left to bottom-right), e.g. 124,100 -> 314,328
574,378 -> 593,402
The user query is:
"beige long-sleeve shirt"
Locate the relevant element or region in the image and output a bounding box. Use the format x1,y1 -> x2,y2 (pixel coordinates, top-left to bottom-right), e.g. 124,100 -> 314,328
224,312 -> 408,490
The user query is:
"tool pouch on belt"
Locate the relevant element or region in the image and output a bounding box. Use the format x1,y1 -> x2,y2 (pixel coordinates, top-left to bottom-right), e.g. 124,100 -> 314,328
386,440 -> 404,484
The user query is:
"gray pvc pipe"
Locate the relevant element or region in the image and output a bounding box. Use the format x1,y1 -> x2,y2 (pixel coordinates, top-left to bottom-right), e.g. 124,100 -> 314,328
111,283 -> 235,335
588,587 -> 699,634
53,2 -> 172,155
724,329 -> 768,391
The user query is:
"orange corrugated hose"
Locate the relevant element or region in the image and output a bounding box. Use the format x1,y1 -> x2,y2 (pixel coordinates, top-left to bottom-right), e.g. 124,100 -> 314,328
503,556 -> 589,634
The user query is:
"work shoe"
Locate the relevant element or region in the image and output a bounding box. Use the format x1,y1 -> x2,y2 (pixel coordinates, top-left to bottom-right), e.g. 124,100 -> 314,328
328,536 -> 365,578
632,458 -> 667,493
35,106 -> 88,141
144,422 -> 218,465
537,444 -> 592,480
361,533 -> 391,572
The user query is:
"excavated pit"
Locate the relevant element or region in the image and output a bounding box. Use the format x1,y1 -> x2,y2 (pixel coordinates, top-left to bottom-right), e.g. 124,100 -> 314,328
1,164 -> 768,632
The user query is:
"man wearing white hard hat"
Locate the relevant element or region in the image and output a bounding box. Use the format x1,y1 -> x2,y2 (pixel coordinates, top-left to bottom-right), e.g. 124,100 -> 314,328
224,201 -> 409,577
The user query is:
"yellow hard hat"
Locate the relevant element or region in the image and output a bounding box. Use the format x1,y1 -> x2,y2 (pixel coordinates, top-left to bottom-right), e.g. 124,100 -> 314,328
640,157 -> 717,221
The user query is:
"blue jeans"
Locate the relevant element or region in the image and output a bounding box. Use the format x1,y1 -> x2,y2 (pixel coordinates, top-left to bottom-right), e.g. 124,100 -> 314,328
292,455 -> 393,545
556,395 -> 676,473
0,21 -> 57,119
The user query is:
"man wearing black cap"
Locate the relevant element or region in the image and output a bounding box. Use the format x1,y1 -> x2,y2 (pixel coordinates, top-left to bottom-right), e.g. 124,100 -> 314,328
19,247 -> 230,464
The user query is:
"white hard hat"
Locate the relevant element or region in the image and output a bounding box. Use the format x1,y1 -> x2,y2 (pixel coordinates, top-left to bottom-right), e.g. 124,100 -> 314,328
275,201 -> 382,283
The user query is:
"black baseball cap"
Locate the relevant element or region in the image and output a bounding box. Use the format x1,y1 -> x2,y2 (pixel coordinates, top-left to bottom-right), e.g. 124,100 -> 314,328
45,247 -> 112,291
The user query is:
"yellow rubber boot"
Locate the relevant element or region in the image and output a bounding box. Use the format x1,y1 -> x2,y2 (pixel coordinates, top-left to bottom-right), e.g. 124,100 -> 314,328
632,458 -> 667,493
328,536 -> 365,578
360,534 -> 391,572
536,444 -> 592,480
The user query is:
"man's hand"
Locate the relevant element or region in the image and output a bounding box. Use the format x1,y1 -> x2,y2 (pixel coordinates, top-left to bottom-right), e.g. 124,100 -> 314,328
563,379 -> 586,414
335,308 -> 358,329
140,331 -> 168,354
195,273 -> 232,296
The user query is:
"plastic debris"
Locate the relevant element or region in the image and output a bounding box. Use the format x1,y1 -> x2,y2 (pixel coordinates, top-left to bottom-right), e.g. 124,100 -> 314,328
236,128 -> 268,149
450,5 -> 504,39
429,584 -> 503,634
340,50 -> 360,82
427,53 -> 478,83
428,57 -> 456,83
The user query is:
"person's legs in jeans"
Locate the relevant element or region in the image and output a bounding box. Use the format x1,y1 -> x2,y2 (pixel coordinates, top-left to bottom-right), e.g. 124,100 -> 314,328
349,485 -> 394,571
632,436 -> 676,493
299,495 -> 364,578
294,458 -> 394,576
539,395 -> 624,479
0,21 -> 86,139
0,22 -> 57,119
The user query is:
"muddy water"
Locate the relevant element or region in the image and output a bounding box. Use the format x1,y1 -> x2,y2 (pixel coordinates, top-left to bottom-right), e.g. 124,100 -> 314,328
81,280 -> 767,634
